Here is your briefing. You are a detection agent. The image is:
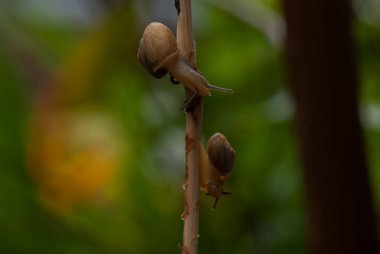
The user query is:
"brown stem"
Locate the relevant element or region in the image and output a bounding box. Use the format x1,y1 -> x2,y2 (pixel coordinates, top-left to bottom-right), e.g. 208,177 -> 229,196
176,1 -> 201,254
182,95 -> 202,254
176,0 -> 195,53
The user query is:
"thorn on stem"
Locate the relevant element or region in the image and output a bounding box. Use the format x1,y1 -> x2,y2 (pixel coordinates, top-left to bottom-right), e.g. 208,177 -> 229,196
175,0 -> 180,15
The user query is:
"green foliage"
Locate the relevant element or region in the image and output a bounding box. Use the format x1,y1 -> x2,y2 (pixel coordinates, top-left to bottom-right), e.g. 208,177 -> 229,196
0,1 -> 379,253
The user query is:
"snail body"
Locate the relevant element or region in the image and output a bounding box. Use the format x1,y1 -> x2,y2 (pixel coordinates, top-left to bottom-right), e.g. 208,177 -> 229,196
200,133 -> 235,209
137,22 -> 233,97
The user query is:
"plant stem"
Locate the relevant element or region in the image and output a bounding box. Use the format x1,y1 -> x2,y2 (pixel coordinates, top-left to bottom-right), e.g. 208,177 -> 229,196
182,95 -> 202,254
176,0 -> 195,52
176,1 -> 201,254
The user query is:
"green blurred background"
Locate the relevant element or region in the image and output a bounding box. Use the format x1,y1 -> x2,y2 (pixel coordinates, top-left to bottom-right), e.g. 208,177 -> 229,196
0,0 -> 379,253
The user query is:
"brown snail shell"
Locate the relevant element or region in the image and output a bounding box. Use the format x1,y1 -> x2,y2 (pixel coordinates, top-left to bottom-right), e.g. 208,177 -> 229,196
137,22 -> 179,79
207,132 -> 235,175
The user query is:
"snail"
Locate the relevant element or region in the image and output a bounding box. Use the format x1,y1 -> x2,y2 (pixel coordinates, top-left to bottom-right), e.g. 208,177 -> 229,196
199,133 -> 235,209
137,22 -> 233,106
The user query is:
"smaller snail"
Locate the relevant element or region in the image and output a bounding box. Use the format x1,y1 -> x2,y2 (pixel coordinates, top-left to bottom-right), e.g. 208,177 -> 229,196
199,133 -> 235,209
137,22 -> 233,101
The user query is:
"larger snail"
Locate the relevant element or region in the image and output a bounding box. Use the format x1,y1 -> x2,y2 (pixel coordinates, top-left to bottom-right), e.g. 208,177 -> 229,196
137,22 -> 233,101
199,133 -> 235,209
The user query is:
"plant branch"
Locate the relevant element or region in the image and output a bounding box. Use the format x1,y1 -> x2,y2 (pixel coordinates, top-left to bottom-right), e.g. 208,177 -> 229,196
176,1 -> 202,254
176,0 -> 195,53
